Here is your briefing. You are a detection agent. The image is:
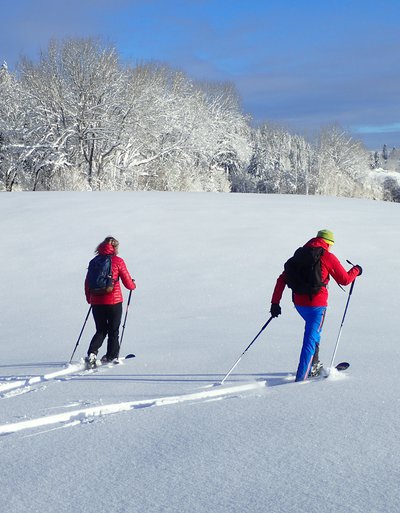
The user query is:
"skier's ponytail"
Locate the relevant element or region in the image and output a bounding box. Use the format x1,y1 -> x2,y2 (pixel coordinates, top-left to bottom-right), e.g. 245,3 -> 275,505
95,236 -> 119,254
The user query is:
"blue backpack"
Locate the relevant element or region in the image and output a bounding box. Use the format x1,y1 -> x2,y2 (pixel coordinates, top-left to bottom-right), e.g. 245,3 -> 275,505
87,255 -> 114,295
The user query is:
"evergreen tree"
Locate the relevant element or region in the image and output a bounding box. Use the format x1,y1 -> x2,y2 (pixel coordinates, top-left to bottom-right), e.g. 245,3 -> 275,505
382,144 -> 388,161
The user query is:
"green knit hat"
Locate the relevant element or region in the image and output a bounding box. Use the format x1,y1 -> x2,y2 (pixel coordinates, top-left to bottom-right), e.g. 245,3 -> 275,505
317,229 -> 334,245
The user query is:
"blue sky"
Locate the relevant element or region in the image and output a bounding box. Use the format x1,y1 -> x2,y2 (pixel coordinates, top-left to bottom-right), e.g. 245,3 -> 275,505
1,0 -> 399,150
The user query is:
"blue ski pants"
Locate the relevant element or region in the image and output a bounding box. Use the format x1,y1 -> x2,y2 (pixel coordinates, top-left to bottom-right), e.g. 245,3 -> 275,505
295,305 -> 327,381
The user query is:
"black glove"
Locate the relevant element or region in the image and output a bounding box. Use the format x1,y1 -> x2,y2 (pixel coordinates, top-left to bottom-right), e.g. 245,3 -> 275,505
270,303 -> 281,318
354,264 -> 363,276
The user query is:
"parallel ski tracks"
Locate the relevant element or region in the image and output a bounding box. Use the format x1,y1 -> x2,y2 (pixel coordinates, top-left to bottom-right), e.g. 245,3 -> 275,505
0,380 -> 266,435
0,357 -> 133,398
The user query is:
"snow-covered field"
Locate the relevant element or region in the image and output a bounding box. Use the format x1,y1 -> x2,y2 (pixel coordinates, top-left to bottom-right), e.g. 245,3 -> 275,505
1,192 -> 399,513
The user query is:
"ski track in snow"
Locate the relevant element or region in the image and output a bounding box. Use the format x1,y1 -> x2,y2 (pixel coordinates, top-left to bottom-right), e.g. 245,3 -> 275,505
0,358 -> 134,399
0,381 -> 267,436
0,362 -> 348,436
0,362 -> 87,397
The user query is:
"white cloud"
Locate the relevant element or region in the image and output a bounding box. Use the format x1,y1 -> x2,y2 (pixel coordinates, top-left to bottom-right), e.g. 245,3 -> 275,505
353,123 -> 400,134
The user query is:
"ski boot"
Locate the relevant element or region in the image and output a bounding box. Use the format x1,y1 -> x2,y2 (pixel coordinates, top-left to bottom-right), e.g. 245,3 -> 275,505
309,361 -> 323,377
101,355 -> 120,365
85,353 -> 98,369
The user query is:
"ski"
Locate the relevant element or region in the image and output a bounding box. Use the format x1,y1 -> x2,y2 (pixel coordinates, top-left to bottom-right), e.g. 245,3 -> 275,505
319,361 -> 349,378
0,354 -> 136,396
307,361 -> 350,381
84,353 -> 135,370
335,361 -> 350,371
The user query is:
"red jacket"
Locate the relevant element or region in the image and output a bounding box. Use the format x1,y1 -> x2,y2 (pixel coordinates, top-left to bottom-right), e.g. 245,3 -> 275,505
271,238 -> 360,307
85,243 -> 136,305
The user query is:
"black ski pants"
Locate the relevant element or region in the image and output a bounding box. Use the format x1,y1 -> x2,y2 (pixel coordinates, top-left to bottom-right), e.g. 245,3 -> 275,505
87,303 -> 123,360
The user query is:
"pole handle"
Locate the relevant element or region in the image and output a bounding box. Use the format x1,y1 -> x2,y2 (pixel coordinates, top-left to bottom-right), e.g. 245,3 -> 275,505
345,259 -> 357,295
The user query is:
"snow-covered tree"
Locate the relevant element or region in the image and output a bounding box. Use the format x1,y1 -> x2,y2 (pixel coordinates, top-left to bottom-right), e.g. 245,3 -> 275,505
382,144 -> 388,161
248,124 -> 314,194
382,176 -> 400,202
0,63 -> 32,191
0,38 -> 396,201
369,151 -> 381,169
117,66 -> 249,192
314,126 -> 373,198
18,39 -> 134,190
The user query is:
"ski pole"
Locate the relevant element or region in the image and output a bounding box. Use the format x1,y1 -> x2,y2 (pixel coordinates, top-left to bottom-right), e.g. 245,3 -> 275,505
220,317 -> 274,385
328,270 -> 357,370
118,290 -> 133,357
69,306 -> 92,363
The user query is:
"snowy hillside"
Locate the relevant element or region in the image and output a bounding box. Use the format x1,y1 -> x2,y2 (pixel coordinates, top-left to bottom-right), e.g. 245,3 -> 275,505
1,192 -> 399,513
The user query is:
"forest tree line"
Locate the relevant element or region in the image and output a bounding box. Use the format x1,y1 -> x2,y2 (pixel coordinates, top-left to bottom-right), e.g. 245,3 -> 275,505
0,38 -> 398,201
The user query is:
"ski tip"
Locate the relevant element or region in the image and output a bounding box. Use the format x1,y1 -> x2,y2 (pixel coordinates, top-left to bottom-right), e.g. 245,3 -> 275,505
324,361 -> 350,380
125,353 -> 136,359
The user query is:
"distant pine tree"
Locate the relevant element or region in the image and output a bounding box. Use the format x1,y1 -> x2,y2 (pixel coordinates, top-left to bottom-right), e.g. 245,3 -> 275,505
382,144 -> 388,161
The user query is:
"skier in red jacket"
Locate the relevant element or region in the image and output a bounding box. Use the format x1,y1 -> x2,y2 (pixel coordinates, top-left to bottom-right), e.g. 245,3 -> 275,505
270,229 -> 362,381
85,236 -> 136,366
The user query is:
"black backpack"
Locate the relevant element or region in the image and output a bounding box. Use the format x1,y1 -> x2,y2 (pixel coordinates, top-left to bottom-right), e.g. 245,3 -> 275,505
284,246 -> 325,298
87,255 -> 114,295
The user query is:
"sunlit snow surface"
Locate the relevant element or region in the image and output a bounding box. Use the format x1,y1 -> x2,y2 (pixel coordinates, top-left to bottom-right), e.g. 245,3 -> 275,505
1,192 -> 399,513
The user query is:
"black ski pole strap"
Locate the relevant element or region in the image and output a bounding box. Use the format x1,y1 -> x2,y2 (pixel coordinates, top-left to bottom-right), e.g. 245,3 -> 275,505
346,259 -> 359,286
